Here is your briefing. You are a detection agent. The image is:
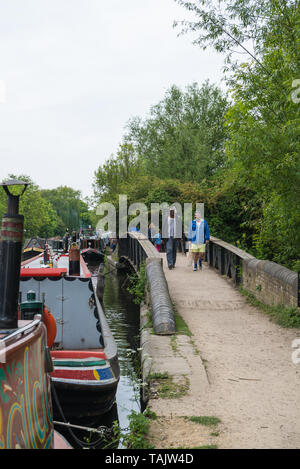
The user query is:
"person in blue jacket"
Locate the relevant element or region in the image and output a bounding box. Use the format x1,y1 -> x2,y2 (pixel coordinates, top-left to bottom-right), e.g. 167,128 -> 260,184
187,211 -> 210,271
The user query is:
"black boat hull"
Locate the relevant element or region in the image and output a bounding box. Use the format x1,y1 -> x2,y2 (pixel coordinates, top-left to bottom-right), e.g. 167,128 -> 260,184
81,249 -> 104,263
51,380 -> 119,418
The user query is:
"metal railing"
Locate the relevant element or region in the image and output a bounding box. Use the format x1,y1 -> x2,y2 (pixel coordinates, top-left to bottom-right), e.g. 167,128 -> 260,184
119,232 -> 161,271
118,233 -> 175,335
207,236 -> 255,286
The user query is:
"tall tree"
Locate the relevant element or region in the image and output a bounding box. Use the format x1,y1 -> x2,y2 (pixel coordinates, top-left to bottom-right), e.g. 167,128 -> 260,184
175,0 -> 300,268
125,81 -> 229,182
41,186 -> 95,232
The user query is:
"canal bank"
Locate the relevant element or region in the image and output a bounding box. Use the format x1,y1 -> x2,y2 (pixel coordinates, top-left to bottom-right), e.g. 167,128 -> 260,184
138,260 -> 217,450
107,246 -> 218,450
143,252 -> 300,450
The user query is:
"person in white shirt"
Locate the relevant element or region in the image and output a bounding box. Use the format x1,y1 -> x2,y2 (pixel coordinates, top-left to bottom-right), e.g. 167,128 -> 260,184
164,207 -> 177,269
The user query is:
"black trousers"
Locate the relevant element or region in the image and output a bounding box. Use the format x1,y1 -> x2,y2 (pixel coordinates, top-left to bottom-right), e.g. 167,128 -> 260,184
166,237 -> 177,267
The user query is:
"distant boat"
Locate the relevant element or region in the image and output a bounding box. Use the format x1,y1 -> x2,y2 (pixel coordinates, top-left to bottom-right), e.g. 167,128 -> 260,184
80,238 -> 105,264
19,245 -> 119,418
48,238 -> 64,253
22,236 -> 46,261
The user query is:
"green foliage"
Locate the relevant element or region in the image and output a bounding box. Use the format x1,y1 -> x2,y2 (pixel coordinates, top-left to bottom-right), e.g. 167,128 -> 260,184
93,82 -> 228,202
0,175 -> 95,239
122,410 -> 155,449
173,0 -> 300,268
41,186 -> 95,235
172,304 -> 192,336
92,1 -> 299,270
126,82 -> 229,182
240,287 -> 300,328
0,175 -> 60,238
148,372 -> 190,399
127,263 -> 147,305
184,416 -> 221,427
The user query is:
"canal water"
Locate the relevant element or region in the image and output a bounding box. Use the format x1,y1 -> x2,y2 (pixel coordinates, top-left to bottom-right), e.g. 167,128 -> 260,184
53,263 -> 141,449
103,266 -> 142,445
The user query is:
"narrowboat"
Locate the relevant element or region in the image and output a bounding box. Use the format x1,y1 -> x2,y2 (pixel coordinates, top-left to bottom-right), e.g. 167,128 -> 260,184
80,238 -> 105,264
22,236 -> 45,261
48,238 -> 64,254
0,179 -> 70,449
19,243 -> 120,418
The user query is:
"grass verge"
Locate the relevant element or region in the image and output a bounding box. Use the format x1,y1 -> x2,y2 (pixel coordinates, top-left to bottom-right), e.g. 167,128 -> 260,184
148,372 -> 190,399
239,287 -> 300,328
173,304 -> 192,336
184,416 -> 221,426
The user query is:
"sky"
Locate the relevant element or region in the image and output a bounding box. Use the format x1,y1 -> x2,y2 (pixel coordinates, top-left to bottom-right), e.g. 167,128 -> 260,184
0,0 -> 226,199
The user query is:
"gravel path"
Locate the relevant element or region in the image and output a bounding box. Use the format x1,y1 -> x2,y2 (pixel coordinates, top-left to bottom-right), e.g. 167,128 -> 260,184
148,253 -> 300,449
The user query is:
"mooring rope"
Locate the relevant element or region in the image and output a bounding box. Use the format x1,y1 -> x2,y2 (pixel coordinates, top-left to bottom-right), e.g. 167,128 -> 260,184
51,381 -> 113,449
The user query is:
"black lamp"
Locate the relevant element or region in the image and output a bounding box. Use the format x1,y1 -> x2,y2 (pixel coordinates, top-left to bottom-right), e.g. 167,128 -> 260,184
0,179 -> 29,331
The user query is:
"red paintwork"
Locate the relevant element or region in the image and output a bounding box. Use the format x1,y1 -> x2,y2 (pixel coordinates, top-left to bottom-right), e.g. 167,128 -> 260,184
20,268 -> 67,278
20,254 -> 91,279
80,256 -> 91,278
51,350 -> 106,360
51,369 -> 96,380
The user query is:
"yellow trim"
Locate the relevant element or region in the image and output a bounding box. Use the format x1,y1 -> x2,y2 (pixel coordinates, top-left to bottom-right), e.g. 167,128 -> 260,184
93,369 -> 100,381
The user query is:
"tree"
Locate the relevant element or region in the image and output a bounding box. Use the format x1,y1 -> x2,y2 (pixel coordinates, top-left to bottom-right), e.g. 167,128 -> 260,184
93,143 -> 144,204
175,0 -> 300,268
41,186 -> 95,233
125,82 -> 229,182
0,175 -> 60,238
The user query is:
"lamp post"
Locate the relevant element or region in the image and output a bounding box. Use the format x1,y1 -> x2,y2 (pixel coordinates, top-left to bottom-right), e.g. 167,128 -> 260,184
0,179 -> 29,331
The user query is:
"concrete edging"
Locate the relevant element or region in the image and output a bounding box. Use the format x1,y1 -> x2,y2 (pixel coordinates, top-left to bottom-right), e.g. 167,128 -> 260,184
140,302 -> 153,404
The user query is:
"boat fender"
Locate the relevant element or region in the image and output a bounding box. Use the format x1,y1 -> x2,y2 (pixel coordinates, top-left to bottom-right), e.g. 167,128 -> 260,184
99,335 -> 104,348
43,306 -> 57,347
96,320 -> 101,333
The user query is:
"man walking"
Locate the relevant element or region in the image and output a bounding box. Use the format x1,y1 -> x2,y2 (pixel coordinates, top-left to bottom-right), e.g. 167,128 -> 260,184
164,207 -> 179,269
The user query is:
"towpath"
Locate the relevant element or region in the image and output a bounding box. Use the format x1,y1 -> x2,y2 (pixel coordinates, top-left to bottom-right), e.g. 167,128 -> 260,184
147,253 -> 300,449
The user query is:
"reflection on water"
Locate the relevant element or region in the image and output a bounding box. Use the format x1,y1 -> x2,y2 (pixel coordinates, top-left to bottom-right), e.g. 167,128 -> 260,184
53,262 -> 141,449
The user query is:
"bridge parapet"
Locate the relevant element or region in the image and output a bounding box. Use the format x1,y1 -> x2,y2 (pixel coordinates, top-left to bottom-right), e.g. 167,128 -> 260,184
207,236 -> 255,286
119,232 -> 176,335
208,236 -> 299,308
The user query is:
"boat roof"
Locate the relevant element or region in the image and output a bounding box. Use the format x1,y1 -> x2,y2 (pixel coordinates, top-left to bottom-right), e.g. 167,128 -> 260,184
23,237 -> 46,250
20,253 -> 91,279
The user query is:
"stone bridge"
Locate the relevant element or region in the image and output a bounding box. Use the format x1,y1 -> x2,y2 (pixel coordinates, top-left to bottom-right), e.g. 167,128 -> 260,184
119,232 -> 299,310
117,232 -> 300,449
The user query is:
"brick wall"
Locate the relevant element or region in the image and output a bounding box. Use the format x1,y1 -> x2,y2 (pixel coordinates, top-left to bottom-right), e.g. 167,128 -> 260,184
242,258 -> 298,308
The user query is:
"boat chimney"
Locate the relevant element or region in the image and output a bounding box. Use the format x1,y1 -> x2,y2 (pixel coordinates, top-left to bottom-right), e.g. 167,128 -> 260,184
69,243 -> 80,276
0,179 -> 29,330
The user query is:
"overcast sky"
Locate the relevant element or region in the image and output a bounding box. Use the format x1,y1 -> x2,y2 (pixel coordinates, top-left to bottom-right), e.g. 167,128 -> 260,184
0,0 -> 226,198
